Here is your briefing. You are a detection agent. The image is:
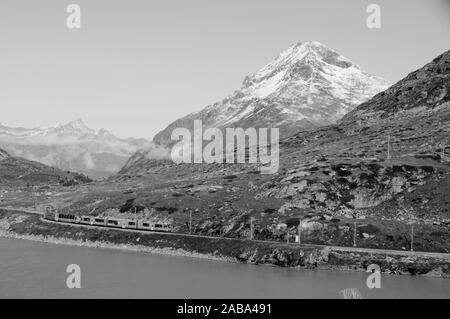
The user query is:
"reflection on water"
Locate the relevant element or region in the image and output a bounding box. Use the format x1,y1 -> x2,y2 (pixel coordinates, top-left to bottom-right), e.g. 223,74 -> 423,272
0,238 -> 448,298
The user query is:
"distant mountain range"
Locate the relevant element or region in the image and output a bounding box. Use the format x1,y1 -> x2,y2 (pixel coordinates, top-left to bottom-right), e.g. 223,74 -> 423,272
124,41 -> 389,172
0,119 -> 150,179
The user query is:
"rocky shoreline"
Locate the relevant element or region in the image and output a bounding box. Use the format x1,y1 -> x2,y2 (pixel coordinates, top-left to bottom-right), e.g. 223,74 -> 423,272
0,230 -> 235,263
0,213 -> 234,264
1,209 -> 449,278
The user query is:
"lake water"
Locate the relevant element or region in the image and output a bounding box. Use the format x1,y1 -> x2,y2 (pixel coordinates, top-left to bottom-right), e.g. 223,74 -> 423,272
0,237 -> 448,298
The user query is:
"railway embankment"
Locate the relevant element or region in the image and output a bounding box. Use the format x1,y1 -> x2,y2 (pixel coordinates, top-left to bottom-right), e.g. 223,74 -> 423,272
1,209 -> 449,278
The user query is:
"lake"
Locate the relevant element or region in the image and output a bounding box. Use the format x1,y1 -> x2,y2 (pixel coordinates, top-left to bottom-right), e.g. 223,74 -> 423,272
0,237 -> 448,298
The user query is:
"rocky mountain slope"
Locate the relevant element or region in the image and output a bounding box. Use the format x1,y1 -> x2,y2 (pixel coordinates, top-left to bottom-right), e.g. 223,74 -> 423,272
0,148 -> 8,161
257,50 -> 450,225
0,119 -> 150,179
0,147 -> 91,187
342,50 -> 450,125
40,49 -> 448,254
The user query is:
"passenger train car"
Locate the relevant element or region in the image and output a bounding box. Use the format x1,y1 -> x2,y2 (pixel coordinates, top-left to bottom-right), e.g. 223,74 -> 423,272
43,212 -> 173,232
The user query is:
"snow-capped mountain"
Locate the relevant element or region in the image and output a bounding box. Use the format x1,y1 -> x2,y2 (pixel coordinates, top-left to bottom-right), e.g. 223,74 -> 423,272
119,41 -> 390,175
152,41 -> 390,146
0,119 -> 150,178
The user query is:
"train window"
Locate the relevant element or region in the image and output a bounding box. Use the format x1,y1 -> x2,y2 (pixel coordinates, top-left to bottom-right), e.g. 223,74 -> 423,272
95,219 -> 104,222
128,222 -> 136,226
143,223 -> 150,227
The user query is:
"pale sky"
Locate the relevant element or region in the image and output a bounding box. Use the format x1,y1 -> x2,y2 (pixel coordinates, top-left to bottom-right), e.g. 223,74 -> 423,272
0,0 -> 449,140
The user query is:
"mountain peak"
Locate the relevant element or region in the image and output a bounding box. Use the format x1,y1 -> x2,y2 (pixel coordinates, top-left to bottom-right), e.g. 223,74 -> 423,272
240,41 -> 387,101
151,41 -> 389,148
72,118 -> 85,125
291,40 -> 336,55
68,118 -> 89,128
250,41 -> 357,82
56,118 -> 95,135
97,128 -> 114,136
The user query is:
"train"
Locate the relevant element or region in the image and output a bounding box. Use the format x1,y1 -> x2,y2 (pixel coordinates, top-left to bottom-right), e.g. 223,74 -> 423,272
44,211 -> 173,232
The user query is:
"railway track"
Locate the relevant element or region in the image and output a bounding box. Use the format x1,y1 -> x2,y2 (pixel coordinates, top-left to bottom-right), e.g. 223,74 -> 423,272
0,206 -> 44,215
3,206 -> 450,260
